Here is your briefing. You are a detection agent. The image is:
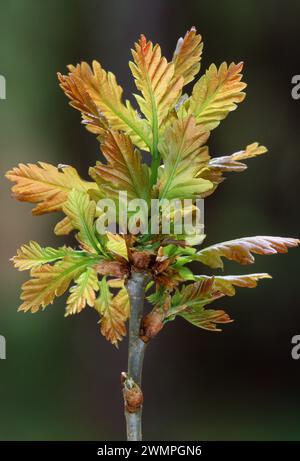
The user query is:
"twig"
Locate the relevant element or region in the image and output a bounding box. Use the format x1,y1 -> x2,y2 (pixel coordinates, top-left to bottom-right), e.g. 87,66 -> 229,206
123,271 -> 147,441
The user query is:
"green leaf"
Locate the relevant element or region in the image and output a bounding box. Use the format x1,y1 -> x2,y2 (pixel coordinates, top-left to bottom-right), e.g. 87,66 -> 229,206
65,267 -> 99,316
63,189 -> 102,254
106,232 -> 128,261
19,254 -> 99,313
158,116 -> 213,200
12,241 -> 76,271
187,62 -> 246,130
130,35 -> 184,185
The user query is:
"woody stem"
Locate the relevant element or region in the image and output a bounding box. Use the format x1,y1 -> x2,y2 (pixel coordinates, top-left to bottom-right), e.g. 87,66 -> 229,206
124,271 -> 147,441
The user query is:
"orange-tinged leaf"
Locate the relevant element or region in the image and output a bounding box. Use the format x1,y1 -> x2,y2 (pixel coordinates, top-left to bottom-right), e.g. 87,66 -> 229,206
19,255 -> 97,313
54,216 -> 73,236
130,35 -> 184,141
89,131 -> 150,201
158,116 -> 213,199
62,190 -> 101,254
188,62 -> 246,130
94,279 -> 129,346
196,236 -> 300,269
172,27 -> 203,86
180,308 -> 232,332
199,273 -> 272,296
5,162 -> 97,215
63,61 -> 152,150
58,66 -> 108,136
65,267 -> 99,316
167,273 -> 270,331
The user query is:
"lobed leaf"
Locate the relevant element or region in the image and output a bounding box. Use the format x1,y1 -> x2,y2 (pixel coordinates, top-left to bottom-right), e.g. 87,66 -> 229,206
196,236 -> 300,269
62,190 -> 101,254
158,116 -> 213,200
187,62 -> 246,130
94,278 -> 129,346
106,232 -> 128,261
5,162 -> 97,215
12,241 -> 75,271
130,35 -> 184,151
166,273 -> 270,331
65,267 -> 99,316
58,66 -> 108,136
54,216 -> 74,236
208,143 -> 267,173
19,255 -> 98,313
63,61 -> 152,150
180,309 -> 232,332
89,130 -> 150,201
172,27 -> 203,86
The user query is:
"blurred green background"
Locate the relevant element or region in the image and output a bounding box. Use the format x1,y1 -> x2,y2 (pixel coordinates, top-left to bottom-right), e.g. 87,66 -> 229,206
1,0 -> 300,441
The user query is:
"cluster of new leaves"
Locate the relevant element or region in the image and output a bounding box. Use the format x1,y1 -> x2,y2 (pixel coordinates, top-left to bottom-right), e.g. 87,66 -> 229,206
6,28 -> 299,346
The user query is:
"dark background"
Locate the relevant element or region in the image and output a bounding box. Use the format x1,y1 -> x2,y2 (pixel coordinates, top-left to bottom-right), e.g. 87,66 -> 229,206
0,0 -> 300,440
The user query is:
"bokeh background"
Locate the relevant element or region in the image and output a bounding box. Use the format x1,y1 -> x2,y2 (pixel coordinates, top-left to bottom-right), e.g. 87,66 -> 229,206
1,0 -> 300,441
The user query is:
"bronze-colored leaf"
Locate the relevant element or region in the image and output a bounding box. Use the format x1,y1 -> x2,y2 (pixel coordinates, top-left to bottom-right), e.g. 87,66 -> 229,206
130,35 -> 184,142
196,236 -> 300,269
19,255 -> 98,313
58,66 -> 108,136
172,27 -> 203,86
65,267 -> 99,316
61,61 -> 152,150
90,130 -> 150,201
95,279 -> 130,346
5,162 -> 97,215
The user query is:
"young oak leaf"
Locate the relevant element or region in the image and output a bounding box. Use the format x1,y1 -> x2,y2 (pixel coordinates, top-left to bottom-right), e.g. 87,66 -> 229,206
89,131 -> 150,201
129,35 -> 184,147
65,267 -> 99,316
94,278 -> 129,346
58,65 -> 108,136
187,62 -> 246,130
63,61 -> 152,151
5,162 -> 98,215
180,308 -> 232,332
54,216 -> 74,236
172,27 -> 203,86
62,190 -> 101,254
158,116 -> 213,200
167,274 -> 270,331
106,232 -> 129,261
208,143 -> 267,173
19,255 -> 98,313
197,273 -> 272,296
195,236 -> 300,269
12,241 -> 75,271
195,143 -> 268,198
